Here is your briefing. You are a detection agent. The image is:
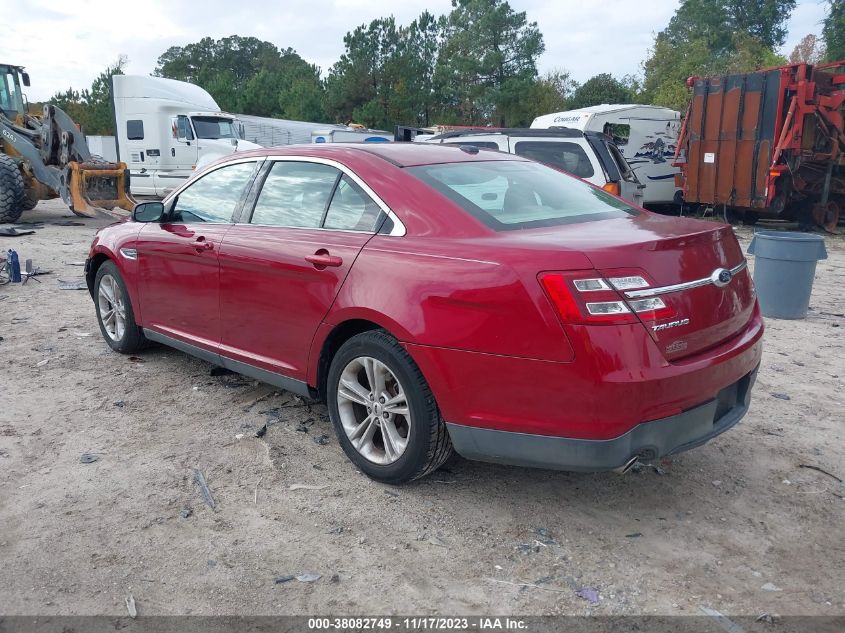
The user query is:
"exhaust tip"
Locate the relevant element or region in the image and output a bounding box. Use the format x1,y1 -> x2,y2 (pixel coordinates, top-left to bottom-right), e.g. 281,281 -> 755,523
613,456 -> 639,475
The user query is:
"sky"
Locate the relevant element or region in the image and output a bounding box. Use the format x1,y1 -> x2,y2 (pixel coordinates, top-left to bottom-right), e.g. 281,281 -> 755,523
1,0 -> 831,102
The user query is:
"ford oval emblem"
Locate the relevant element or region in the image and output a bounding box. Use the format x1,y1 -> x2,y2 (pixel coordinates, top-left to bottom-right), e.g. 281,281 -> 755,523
711,268 -> 732,288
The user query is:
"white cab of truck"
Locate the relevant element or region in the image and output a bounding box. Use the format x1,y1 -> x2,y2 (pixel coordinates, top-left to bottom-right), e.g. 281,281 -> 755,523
112,75 -> 260,196
531,104 -> 681,206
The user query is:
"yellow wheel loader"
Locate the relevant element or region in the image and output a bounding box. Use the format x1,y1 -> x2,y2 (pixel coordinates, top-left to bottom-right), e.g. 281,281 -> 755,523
0,63 -> 135,223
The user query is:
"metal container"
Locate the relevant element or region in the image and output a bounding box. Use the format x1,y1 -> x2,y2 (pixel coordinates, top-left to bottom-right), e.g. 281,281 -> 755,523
747,231 -> 828,319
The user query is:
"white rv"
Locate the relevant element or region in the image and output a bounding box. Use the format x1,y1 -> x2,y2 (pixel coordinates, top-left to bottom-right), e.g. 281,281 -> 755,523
531,105 -> 681,206
311,127 -> 392,143
112,75 -> 261,196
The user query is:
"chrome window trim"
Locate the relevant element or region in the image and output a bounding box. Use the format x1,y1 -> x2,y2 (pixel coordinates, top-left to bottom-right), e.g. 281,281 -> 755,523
624,260 -> 748,299
252,155 -> 406,237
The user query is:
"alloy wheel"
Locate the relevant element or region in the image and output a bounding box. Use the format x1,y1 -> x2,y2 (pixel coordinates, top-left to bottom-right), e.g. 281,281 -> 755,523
336,356 -> 411,465
98,274 -> 127,342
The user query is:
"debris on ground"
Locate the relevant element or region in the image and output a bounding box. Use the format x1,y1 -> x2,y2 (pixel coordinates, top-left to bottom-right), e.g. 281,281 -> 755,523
254,424 -> 267,438
313,434 -> 330,445
798,463 -> 842,482
770,392 -> 791,400
128,356 -> 144,363
428,535 -> 447,547
125,594 -> 137,618
113,400 -> 125,408
180,507 -> 192,519
193,469 -> 216,510
384,489 -> 399,497
273,575 -> 296,584
534,528 -> 557,545
57,280 -> 87,290
575,587 -> 600,605
761,582 -> 783,592
625,532 -> 642,538
288,484 -> 326,491
296,573 -> 321,583
0,228 -> 36,237
699,606 -> 746,633
79,453 -> 99,464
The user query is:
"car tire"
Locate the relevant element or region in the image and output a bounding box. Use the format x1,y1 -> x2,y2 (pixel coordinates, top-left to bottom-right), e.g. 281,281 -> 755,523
327,330 -> 453,483
94,260 -> 146,354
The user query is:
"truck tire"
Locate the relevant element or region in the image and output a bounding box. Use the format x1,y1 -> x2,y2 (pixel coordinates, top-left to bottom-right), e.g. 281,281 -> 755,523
0,154 -> 25,223
21,193 -> 38,211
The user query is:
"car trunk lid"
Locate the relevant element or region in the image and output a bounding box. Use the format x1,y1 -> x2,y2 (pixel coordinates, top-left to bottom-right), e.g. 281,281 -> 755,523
522,213 -> 756,361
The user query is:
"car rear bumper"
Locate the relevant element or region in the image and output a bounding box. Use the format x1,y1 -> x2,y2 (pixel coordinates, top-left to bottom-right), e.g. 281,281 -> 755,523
446,366 -> 757,472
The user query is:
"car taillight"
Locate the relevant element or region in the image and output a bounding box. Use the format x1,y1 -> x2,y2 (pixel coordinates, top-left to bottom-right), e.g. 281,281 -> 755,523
602,182 -> 621,196
539,271 -> 674,325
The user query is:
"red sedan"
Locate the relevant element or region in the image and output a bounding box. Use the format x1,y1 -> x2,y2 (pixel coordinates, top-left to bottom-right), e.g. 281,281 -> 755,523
86,143 -> 763,483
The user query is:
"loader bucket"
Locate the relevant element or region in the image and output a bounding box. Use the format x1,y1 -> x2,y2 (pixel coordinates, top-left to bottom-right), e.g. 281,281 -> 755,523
67,161 -> 136,218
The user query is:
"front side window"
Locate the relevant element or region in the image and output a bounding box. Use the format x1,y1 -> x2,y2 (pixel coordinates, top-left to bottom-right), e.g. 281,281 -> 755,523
173,115 -> 194,140
514,141 -> 595,178
171,162 -> 256,223
250,161 -> 338,228
408,160 -> 635,231
323,175 -> 384,231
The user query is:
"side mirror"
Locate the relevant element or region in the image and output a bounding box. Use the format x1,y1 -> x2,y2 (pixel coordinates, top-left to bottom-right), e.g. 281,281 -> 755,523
132,201 -> 164,223
21,72 -> 30,87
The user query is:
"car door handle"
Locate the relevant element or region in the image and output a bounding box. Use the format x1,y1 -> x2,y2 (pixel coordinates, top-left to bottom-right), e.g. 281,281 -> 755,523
305,251 -> 343,268
193,236 -> 214,252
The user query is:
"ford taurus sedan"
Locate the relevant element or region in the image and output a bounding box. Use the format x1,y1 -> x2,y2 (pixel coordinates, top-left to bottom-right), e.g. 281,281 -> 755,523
86,143 -> 763,483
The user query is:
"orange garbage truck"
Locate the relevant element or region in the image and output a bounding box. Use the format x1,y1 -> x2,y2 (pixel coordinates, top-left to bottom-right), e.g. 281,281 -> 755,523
674,60 -> 845,231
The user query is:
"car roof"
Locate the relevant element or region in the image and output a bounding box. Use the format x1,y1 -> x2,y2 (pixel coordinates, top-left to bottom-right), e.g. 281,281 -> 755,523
225,142 -> 528,168
429,127 -> 585,141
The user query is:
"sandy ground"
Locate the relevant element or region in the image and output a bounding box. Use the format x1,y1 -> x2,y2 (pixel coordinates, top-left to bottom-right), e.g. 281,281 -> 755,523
0,199 -> 843,618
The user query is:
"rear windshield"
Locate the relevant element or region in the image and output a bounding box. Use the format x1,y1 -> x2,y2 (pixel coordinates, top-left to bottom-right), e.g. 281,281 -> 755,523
513,141 -> 594,178
407,160 -> 636,231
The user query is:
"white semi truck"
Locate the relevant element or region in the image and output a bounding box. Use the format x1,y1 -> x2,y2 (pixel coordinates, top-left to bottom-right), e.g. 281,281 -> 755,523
111,75 -> 261,196
531,104 -> 681,207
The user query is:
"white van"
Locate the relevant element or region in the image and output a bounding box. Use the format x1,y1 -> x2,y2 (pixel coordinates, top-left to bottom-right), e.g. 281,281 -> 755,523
531,105 -> 681,206
422,127 -> 644,206
112,75 -> 261,196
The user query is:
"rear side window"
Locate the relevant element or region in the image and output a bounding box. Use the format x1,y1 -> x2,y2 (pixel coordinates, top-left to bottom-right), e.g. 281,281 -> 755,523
407,160 -> 635,231
514,141 -> 594,178
250,161 -> 338,228
171,162 -> 256,223
126,120 -> 144,140
323,175 -> 385,231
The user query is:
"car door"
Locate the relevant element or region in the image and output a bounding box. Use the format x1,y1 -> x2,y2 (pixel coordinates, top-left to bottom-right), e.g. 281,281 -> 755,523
217,158 -> 387,383
136,159 -> 260,352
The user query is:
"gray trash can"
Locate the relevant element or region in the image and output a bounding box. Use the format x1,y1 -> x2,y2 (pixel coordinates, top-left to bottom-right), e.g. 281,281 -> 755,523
747,231 -> 828,319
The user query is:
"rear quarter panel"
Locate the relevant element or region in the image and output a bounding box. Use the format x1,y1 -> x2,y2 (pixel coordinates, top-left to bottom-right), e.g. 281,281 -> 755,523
324,235 -> 594,362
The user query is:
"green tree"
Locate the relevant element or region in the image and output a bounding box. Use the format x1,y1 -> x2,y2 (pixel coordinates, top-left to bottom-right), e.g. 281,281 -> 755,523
50,56 -> 126,135
155,36 -> 329,121
568,73 -> 633,110
435,0 -> 544,125
789,33 -> 826,64
824,0 -> 845,61
641,0 -> 795,111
